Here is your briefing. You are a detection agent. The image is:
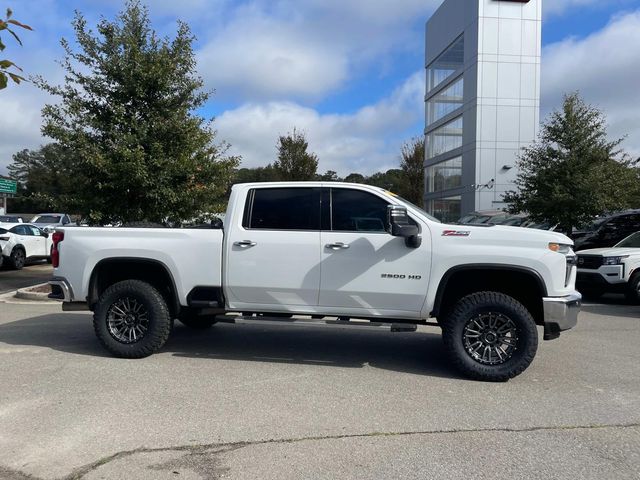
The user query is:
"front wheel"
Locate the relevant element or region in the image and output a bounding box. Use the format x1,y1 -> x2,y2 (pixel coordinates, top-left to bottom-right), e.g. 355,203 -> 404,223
624,274 -> 640,304
442,292 -> 538,382
8,248 -> 26,270
93,280 -> 172,358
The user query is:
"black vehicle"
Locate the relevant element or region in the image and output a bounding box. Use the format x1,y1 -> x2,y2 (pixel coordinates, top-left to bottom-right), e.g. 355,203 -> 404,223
573,210 -> 640,251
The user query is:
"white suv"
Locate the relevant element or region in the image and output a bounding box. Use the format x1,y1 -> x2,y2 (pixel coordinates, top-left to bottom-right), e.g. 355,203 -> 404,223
576,231 -> 640,302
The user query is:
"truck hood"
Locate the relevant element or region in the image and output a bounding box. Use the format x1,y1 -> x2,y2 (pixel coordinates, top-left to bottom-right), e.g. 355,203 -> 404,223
575,247 -> 640,257
434,223 -> 572,248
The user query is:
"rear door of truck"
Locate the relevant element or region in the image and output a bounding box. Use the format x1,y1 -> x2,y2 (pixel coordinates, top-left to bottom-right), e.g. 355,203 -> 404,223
224,186 -> 322,311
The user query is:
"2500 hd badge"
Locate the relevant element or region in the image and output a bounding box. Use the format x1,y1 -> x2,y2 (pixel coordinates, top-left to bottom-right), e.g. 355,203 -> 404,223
381,274 -> 422,280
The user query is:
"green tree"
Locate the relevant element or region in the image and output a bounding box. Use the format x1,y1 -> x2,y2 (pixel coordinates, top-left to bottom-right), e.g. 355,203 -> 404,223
274,128 -> 318,181
344,173 -> 365,183
504,93 -> 640,234
0,7 -> 32,89
317,170 -> 341,181
366,169 -> 404,193
7,144 -> 77,212
34,1 -> 239,224
233,165 -> 281,184
398,137 -> 425,206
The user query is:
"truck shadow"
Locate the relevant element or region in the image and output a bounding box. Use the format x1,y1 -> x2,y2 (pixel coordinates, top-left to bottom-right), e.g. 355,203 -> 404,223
0,314 -> 463,379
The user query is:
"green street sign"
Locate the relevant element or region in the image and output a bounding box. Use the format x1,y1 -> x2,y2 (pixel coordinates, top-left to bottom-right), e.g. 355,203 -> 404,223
0,178 -> 17,195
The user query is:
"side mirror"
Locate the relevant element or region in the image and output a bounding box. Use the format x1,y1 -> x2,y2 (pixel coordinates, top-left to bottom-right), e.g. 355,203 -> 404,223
387,205 -> 421,248
211,218 -> 223,229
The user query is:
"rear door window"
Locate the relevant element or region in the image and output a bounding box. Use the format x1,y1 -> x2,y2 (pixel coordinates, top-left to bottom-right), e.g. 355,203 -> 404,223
244,188 -> 321,231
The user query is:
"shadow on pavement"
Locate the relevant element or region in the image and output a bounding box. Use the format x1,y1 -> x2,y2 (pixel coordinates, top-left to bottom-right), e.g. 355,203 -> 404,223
581,293 -> 640,319
0,313 -> 462,379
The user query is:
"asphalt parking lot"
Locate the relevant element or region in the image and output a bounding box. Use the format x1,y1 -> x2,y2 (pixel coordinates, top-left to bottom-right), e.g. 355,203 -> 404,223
0,262 -> 53,294
0,297 -> 638,480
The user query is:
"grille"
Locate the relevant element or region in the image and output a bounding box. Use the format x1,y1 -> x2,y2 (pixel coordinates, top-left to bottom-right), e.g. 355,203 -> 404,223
576,255 -> 603,270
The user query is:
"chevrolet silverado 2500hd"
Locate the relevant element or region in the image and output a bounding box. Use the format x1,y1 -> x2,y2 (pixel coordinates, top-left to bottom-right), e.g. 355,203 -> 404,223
49,182 -> 581,381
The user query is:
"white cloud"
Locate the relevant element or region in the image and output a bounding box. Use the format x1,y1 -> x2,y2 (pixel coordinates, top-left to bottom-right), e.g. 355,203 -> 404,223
197,11 -> 349,101
543,0 -> 600,17
196,0 -> 440,101
216,71 -> 425,175
542,10 -> 640,158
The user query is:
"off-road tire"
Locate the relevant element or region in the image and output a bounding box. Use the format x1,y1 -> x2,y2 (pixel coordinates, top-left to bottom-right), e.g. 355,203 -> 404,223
8,247 -> 26,270
178,308 -> 217,329
442,291 -> 538,382
93,280 -> 172,358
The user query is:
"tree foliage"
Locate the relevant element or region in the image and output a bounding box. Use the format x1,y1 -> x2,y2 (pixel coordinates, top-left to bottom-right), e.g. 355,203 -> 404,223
399,137 -> 425,206
274,128 -> 318,181
504,93 -> 640,233
7,145 -> 77,212
33,1 -> 238,223
0,7 -> 32,89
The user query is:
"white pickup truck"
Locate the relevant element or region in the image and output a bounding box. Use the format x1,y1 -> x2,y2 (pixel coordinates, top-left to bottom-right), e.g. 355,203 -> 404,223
576,231 -> 640,302
49,182 -> 580,381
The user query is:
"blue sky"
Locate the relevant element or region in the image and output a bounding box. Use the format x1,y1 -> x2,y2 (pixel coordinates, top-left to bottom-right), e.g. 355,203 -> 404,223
2,0 -> 640,176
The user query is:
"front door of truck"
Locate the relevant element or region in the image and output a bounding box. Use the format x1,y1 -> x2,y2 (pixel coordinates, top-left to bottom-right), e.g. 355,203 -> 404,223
225,187 -> 322,311
319,187 -> 430,318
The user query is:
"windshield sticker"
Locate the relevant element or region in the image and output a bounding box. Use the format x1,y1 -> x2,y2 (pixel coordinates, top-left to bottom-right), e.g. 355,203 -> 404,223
442,230 -> 470,237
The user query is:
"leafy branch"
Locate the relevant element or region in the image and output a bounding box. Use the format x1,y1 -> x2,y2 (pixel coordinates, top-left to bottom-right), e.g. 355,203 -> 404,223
0,7 -> 33,89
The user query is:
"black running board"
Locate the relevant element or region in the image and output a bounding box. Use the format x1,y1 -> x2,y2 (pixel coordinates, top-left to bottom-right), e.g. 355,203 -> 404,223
215,315 -> 418,332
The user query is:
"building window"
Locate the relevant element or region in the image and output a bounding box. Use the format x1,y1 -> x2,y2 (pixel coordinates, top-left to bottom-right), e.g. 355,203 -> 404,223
426,116 -> 463,159
427,76 -> 463,126
428,196 -> 461,223
427,35 -> 464,92
426,156 -> 462,193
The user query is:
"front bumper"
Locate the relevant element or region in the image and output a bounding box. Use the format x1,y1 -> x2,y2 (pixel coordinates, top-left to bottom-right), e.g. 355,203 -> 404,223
542,291 -> 581,340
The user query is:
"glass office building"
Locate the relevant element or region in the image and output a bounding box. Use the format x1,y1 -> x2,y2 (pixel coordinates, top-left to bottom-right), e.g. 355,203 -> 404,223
424,0 -> 542,222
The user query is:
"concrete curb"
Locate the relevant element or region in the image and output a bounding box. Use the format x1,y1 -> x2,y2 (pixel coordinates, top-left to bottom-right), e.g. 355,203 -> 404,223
14,283 -> 55,302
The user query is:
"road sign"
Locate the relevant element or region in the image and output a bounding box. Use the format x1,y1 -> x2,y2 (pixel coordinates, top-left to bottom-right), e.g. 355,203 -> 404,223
0,178 -> 17,195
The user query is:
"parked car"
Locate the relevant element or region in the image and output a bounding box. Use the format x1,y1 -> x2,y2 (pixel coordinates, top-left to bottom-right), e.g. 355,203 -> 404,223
575,231 -> 640,301
30,213 -> 73,233
0,215 -> 24,223
573,210 -> 640,251
0,223 -> 53,269
49,182 -> 580,381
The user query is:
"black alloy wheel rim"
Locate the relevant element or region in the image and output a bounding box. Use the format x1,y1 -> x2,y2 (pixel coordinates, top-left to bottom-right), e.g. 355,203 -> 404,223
462,312 -> 518,365
106,297 -> 150,344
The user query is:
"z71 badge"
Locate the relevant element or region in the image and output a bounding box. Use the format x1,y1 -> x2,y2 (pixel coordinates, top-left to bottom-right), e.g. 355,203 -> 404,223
442,230 -> 470,237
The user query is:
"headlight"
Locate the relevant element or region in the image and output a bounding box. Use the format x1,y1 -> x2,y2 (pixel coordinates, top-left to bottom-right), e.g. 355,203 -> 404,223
548,243 -> 572,254
602,256 -> 628,265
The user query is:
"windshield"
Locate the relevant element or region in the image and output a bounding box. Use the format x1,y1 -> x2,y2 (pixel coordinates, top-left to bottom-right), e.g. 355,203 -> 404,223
31,215 -> 61,224
615,232 -> 640,248
0,228 -> 7,234
0,216 -> 19,222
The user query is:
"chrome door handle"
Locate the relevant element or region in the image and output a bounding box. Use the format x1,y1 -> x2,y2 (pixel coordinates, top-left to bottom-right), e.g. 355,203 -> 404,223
234,240 -> 257,248
325,242 -> 350,250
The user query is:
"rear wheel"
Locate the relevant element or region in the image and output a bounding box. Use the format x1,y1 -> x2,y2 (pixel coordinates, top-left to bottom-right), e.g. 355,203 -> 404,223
8,248 -> 25,270
442,291 -> 538,382
93,280 -> 172,358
